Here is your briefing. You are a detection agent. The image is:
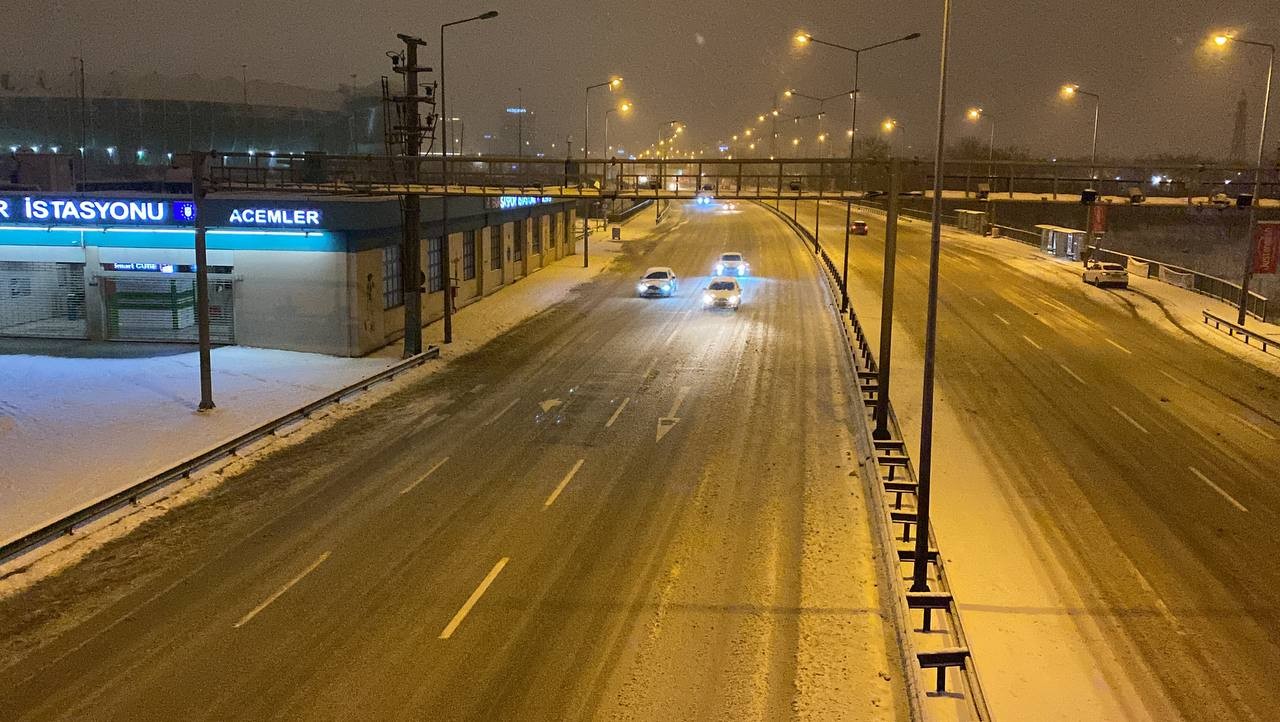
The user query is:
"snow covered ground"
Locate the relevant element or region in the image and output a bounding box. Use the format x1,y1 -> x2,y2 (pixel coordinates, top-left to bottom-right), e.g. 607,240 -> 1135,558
0,225 -> 635,551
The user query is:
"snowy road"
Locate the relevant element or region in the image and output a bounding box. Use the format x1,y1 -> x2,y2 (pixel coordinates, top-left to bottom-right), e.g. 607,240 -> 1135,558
788,199 -> 1280,721
0,203 -> 905,720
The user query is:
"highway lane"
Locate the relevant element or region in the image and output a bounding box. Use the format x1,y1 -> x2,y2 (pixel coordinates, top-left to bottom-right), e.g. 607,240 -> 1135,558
790,199 -> 1280,720
0,202 -> 905,721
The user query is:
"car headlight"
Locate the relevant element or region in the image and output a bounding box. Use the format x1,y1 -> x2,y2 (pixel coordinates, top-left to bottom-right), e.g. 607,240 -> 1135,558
702,293 -> 714,304
715,264 -> 724,273
637,283 -> 647,292
661,283 -> 671,291
729,295 -> 739,305
738,267 -> 746,275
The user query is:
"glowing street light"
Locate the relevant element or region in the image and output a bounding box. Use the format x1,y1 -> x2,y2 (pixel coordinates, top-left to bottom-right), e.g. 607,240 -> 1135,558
966,106 -> 996,180
1060,83 -> 1100,175
1208,29 -> 1275,325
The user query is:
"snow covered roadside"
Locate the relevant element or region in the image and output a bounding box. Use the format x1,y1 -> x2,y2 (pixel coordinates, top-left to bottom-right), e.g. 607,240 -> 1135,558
799,202 -> 1183,720
0,213 -> 644,583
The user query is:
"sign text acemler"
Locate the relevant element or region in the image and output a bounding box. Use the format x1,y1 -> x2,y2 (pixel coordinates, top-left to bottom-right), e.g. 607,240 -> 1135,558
228,208 -> 322,227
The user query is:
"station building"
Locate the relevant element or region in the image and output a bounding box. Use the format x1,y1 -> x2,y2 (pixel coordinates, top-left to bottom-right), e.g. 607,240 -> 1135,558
0,191 -> 577,356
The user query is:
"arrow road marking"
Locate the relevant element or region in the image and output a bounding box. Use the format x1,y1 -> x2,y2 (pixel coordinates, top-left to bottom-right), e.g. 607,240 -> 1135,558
656,386 -> 691,442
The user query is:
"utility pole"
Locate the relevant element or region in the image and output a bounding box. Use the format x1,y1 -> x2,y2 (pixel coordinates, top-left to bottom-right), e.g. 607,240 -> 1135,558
73,56 -> 87,182
191,150 -> 214,411
394,33 -> 431,357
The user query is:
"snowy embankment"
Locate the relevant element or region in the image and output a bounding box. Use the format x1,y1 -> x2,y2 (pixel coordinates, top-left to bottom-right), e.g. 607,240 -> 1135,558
0,223 -> 638,556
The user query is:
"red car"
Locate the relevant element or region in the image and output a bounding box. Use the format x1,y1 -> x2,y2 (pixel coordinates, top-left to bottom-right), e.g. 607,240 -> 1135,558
850,220 -> 868,235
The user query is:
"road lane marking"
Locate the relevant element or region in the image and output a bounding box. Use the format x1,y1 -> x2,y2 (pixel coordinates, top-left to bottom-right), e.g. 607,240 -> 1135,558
1110,406 -> 1150,434
641,356 -> 659,379
234,552 -> 331,629
1022,335 -> 1043,350
969,295 -> 986,307
1229,413 -> 1276,441
993,313 -> 1011,326
1157,369 -> 1190,388
544,459 -> 586,508
1057,363 -> 1086,384
605,397 -> 631,428
1189,467 -> 1249,513
483,398 -> 520,426
1105,339 -> 1133,355
656,386 -> 691,442
439,557 -> 510,639
401,457 -> 450,495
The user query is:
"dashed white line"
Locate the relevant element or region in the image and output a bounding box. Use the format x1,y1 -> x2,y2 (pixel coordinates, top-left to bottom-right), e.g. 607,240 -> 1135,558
1057,363 -> 1086,384
544,459 -> 586,508
969,295 -> 987,307
1111,405 -> 1150,434
641,356 -> 659,379
482,398 -> 520,426
1157,369 -> 1190,388
439,557 -> 510,639
993,313 -> 1011,326
1189,467 -> 1249,513
1022,334 -> 1043,350
401,457 -> 450,495
1229,413 -> 1276,441
234,552 -> 331,629
1105,339 -> 1133,355
605,397 -> 631,428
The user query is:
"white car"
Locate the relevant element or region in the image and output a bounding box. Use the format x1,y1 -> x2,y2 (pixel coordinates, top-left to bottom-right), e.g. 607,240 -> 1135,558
713,252 -> 750,277
1082,260 -> 1129,289
702,277 -> 742,310
637,267 -> 678,297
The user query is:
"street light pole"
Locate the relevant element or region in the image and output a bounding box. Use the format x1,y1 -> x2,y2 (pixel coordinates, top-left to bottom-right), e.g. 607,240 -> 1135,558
796,30 -> 920,185
1215,34 -> 1275,326
911,0 -> 952,594
439,10 -> 499,346
582,77 -> 621,268
1062,84 -> 1101,178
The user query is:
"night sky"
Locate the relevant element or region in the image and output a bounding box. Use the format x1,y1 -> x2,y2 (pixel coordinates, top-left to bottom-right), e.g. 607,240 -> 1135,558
6,1 -> 1277,160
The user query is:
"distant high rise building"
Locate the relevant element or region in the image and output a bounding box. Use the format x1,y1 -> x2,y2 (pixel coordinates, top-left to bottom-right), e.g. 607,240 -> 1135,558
1229,92 -> 1248,162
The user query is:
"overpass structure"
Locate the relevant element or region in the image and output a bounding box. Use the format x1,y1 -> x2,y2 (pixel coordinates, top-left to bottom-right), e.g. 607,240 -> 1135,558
202,152 -> 1278,204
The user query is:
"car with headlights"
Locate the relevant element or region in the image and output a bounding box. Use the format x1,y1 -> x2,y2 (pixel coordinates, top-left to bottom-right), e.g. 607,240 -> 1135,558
1082,260 -> 1129,289
713,252 -> 750,277
850,220 -> 868,235
702,277 -> 742,310
637,267 -> 678,297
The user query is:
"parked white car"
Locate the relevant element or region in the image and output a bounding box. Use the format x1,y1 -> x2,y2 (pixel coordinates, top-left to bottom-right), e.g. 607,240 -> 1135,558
713,252 -> 750,277
1082,260 -> 1129,289
637,267 -> 678,297
702,277 -> 742,310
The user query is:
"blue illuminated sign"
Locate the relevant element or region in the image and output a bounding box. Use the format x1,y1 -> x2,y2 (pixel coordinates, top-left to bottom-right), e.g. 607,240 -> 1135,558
498,196 -> 553,209
505,107 -> 528,114
0,196 -> 187,225
228,208 -> 322,226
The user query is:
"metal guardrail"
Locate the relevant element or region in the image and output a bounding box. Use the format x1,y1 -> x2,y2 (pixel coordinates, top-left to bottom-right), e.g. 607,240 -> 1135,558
759,200 -> 992,721
0,347 -> 440,565
1089,248 -> 1271,322
1202,309 -> 1279,355
606,199 -> 653,223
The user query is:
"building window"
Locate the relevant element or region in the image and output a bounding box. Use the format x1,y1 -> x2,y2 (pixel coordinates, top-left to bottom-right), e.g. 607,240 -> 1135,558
382,244 -> 403,309
531,217 -> 543,255
462,229 -> 476,280
490,226 -> 503,270
427,236 -> 444,292
513,219 -> 524,261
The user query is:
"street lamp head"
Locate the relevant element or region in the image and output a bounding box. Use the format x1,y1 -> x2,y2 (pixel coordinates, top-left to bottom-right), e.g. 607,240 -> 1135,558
609,77 -> 623,89
1213,33 -> 1231,46
619,101 -> 632,112
784,89 -> 794,98
792,137 -> 800,146
1061,83 -> 1078,98
771,108 -> 779,116
966,107 -> 983,121
902,32 -> 922,41
882,119 -> 896,132
479,10 -> 499,19
744,129 -> 752,136
758,114 -> 766,122
795,32 -> 811,45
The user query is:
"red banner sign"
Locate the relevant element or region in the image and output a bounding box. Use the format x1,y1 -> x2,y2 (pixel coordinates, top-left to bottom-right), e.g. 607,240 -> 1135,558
1089,203 -> 1107,234
1254,222 -> 1280,275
